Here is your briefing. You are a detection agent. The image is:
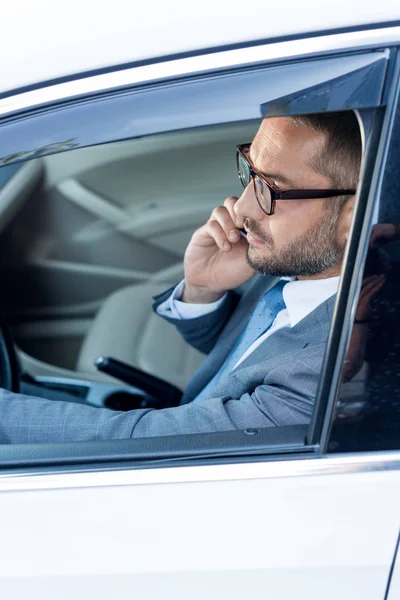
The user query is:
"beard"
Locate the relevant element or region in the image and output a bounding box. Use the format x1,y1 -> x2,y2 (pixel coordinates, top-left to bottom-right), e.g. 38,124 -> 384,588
245,208 -> 344,277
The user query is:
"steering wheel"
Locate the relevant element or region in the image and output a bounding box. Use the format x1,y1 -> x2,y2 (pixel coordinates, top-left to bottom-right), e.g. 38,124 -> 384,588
0,317 -> 20,393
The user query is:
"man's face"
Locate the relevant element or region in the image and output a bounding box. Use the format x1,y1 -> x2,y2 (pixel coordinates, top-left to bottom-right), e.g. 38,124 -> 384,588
234,117 -> 350,278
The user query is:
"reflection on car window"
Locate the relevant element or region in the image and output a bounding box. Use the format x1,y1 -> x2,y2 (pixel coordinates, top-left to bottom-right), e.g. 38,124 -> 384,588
329,114 -> 400,453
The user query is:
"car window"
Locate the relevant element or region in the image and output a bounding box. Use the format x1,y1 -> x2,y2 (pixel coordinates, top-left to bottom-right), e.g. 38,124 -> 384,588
0,44 -> 392,466
0,109 -> 364,451
5,121 -> 258,386
0,164 -> 21,191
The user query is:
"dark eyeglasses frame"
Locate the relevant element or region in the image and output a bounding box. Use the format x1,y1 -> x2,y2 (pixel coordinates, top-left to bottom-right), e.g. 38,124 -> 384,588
237,144 -> 356,216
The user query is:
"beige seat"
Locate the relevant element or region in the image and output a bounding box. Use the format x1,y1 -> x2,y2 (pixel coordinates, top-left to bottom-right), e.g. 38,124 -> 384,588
77,282 -> 205,390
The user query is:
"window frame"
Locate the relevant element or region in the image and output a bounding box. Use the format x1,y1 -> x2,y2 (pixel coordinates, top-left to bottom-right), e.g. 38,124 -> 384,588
320,54 -> 400,453
0,34 -> 398,472
307,106 -> 387,448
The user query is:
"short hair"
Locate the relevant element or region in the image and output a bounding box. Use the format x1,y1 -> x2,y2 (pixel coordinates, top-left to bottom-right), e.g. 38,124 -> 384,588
290,112 -> 362,191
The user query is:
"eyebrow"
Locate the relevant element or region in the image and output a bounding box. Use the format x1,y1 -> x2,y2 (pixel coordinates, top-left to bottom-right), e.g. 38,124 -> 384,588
248,149 -> 297,188
259,171 -> 297,188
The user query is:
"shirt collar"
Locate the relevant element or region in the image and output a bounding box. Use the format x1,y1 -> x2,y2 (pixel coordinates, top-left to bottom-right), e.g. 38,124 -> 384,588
282,276 -> 340,328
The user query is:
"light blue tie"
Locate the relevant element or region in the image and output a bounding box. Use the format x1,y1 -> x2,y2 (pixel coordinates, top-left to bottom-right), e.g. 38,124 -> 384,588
193,280 -> 288,403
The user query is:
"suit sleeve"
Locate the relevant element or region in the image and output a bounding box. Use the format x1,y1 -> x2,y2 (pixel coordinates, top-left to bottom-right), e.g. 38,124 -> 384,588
0,343 -> 322,444
152,284 -> 240,354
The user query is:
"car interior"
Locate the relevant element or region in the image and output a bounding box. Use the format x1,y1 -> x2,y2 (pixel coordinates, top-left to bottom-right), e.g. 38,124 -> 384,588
0,120 -> 260,410
0,99 -> 398,459
1,109 -> 390,446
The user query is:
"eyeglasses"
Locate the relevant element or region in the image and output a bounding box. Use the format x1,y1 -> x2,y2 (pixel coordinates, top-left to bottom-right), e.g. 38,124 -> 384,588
237,143 -> 356,216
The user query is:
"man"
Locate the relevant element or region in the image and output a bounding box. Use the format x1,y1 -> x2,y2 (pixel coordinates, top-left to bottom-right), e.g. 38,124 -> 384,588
0,112 -> 361,443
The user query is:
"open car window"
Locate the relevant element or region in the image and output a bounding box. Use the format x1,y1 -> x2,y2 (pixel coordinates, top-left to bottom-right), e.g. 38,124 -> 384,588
0,38 -> 396,469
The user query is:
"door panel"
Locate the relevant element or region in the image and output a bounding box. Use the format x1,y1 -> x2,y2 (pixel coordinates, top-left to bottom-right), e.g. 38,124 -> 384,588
0,460 -> 398,599
1,121 -> 257,373
387,541 -> 400,600
4,121 -> 258,318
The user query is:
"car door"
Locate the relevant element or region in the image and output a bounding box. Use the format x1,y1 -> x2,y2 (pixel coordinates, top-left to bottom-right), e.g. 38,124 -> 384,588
387,537 -> 400,599
0,24 -> 399,600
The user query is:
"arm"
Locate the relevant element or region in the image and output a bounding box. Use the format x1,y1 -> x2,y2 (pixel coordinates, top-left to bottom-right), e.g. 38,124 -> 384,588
0,343 -> 322,444
0,386 -> 307,444
152,282 -> 240,354
151,196 -> 255,354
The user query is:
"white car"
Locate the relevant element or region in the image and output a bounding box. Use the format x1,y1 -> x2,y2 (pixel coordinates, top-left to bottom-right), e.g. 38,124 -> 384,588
0,2 -> 399,598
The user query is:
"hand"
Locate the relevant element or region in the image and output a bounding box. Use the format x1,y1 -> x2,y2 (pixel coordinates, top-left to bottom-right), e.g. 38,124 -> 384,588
183,196 -> 256,303
355,274 -> 385,321
370,223 -> 397,247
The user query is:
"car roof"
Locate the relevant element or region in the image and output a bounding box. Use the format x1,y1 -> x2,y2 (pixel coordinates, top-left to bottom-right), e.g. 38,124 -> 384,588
1,0 -> 399,97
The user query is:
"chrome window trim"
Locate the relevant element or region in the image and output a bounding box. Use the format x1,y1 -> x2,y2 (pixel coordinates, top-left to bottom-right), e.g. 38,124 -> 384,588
0,450 -> 399,492
1,26 -> 400,118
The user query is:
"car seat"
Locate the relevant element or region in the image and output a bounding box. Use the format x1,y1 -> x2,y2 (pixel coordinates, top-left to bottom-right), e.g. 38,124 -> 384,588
77,280 -> 205,391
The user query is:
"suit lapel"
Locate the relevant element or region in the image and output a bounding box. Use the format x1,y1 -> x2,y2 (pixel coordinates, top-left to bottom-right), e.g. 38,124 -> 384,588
181,275 -> 280,404
211,294 -> 336,398
232,293 -> 335,372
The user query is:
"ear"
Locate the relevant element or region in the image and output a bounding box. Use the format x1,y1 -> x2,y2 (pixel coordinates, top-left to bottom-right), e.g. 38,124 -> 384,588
338,195 -> 356,246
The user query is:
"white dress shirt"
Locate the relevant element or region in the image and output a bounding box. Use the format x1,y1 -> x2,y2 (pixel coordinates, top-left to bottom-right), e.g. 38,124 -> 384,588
157,276 -> 339,368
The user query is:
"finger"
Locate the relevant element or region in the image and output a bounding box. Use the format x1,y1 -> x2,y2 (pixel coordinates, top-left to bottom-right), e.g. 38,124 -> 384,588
223,196 -> 245,229
369,233 -> 378,248
370,277 -> 385,294
359,276 -> 385,300
211,205 -> 241,243
362,275 -> 381,285
360,277 -> 383,296
360,275 -> 382,292
205,219 -> 232,251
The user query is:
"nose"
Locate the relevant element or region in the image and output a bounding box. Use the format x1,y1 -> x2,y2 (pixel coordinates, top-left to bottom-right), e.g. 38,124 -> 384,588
234,182 -> 266,221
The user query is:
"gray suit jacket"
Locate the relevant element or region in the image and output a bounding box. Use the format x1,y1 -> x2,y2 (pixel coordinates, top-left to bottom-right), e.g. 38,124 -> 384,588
0,276 -> 335,444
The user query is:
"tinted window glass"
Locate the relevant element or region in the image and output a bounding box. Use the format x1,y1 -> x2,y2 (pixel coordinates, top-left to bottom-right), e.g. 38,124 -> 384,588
0,164 -> 21,191
329,107 -> 400,453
